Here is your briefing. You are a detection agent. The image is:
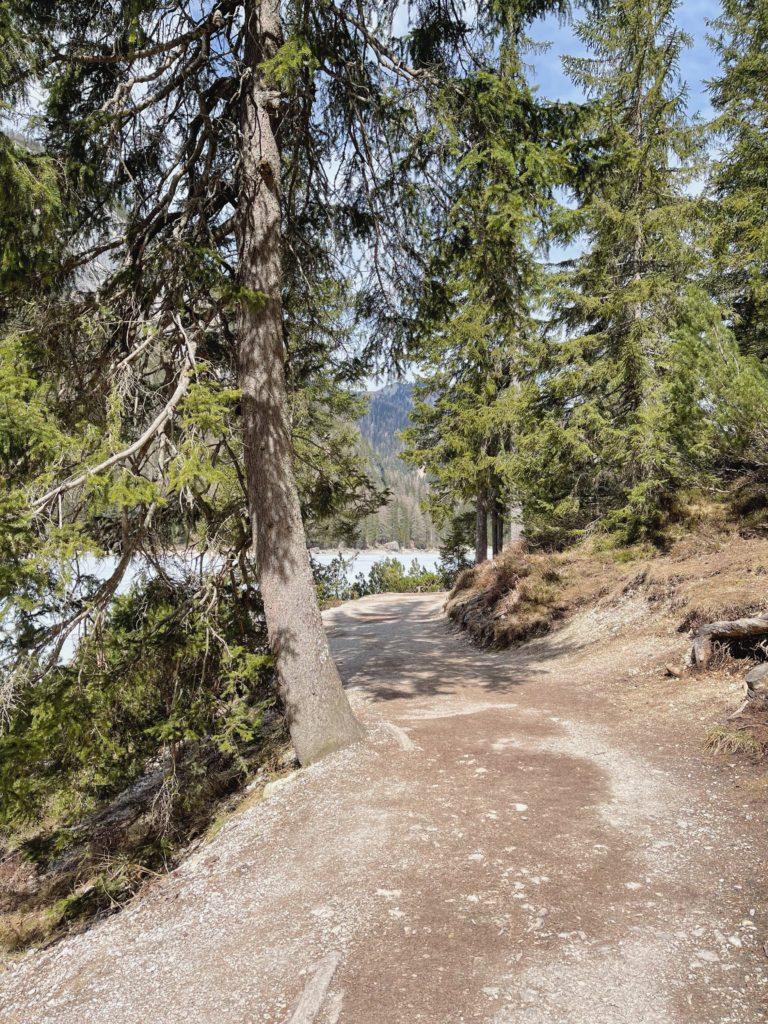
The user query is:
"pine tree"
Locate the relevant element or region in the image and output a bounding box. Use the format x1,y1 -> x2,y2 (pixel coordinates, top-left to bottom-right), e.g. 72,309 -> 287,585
513,0 -> 722,545
403,2 -> 573,563
709,0 -> 768,362
0,5 -> 62,313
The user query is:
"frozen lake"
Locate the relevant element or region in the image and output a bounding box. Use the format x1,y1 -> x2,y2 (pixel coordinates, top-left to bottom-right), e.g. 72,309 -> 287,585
22,548 -> 441,663
311,548 -> 441,579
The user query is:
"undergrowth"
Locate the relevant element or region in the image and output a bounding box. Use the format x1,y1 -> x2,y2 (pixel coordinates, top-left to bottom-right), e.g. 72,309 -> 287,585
0,570 -> 284,958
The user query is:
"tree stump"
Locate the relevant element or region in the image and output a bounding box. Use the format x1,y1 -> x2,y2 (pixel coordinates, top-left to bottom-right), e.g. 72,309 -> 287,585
690,615 -> 768,668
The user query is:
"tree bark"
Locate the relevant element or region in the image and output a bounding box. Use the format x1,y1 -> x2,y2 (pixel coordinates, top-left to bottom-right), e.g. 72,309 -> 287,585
475,490 -> 488,565
491,501 -> 504,557
235,0 -> 362,764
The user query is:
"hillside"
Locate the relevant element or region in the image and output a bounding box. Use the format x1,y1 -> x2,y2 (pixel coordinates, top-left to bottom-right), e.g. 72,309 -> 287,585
446,526 -> 768,650
355,382 -> 437,550
358,381 -> 414,460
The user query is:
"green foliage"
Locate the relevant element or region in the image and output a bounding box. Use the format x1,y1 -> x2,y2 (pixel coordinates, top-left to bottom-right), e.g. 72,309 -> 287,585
436,510 -> 475,584
0,570 -> 273,831
0,137 -> 63,306
507,0 -> 765,546
293,367 -> 386,546
403,23 -> 576,540
313,554 -> 444,604
0,6 -> 64,309
709,0 -> 768,362
260,36 -> 318,93
365,557 -> 442,594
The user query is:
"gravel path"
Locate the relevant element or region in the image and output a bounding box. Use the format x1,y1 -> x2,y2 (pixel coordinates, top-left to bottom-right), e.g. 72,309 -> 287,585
1,592 -> 766,1023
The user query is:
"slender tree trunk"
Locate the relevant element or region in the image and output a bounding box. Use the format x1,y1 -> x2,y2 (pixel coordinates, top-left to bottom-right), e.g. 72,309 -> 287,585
235,0 -> 362,764
475,490 -> 488,565
491,500 -> 504,557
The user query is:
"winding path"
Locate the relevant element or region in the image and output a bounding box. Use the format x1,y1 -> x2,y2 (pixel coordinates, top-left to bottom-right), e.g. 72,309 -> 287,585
1,592 -> 767,1023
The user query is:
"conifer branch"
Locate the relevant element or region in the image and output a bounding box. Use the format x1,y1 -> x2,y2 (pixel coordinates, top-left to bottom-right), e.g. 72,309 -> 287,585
31,339 -> 197,513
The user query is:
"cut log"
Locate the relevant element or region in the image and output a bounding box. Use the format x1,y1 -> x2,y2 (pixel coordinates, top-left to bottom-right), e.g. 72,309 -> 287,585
691,615 -> 768,668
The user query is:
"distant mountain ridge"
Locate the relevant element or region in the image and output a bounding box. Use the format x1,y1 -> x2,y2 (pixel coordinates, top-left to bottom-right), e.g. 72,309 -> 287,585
356,381 -> 437,549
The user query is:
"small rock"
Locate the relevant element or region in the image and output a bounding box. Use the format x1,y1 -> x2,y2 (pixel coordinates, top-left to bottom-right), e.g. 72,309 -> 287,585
696,950 -> 719,963
746,663 -> 768,691
278,748 -> 299,769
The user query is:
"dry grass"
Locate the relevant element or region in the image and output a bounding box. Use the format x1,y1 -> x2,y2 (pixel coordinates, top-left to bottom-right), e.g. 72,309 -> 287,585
447,524 -> 768,653
445,541 -> 631,649
0,907 -> 63,954
706,723 -> 768,758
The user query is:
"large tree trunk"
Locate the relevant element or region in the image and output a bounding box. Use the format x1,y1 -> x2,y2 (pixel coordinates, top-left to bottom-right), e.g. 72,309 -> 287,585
475,490 -> 488,565
235,0 -> 362,764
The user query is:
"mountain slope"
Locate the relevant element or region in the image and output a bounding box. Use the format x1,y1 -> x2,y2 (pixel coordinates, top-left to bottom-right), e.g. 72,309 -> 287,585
357,382 -> 437,549
358,381 -> 414,461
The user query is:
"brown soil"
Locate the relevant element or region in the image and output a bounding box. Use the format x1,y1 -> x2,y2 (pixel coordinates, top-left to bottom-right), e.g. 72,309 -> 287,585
446,528 -> 768,651
1,554 -> 768,1022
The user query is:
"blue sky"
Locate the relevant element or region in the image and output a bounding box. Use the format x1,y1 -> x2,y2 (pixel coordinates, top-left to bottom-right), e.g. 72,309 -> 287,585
528,0 -> 722,118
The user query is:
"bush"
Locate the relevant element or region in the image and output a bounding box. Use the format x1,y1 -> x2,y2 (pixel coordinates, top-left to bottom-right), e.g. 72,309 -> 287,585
365,557 -> 442,594
313,554 -> 444,602
312,552 -> 357,605
0,568 -> 280,952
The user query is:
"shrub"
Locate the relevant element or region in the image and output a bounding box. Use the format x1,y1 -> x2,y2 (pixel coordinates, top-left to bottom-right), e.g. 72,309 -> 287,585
365,557 -> 442,594
313,554 -> 444,602
0,571 -> 275,834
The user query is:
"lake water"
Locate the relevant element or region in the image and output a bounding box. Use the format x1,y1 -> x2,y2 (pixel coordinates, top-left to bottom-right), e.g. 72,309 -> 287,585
26,548 -> 441,663
62,548 -> 441,593
311,548 -> 441,579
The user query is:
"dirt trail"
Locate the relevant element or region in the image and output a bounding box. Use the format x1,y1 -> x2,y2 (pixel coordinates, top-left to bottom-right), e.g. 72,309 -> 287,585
2,592 -> 767,1023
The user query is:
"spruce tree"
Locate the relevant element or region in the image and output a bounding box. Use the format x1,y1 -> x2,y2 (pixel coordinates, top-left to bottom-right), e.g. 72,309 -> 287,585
513,0 -> 721,545
402,2 -> 573,563
709,0 -> 768,362
0,5 -> 62,313
0,0 -> 463,764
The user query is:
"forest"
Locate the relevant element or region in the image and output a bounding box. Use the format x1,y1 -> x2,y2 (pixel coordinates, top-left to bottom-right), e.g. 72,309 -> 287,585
1,0 -> 768,968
